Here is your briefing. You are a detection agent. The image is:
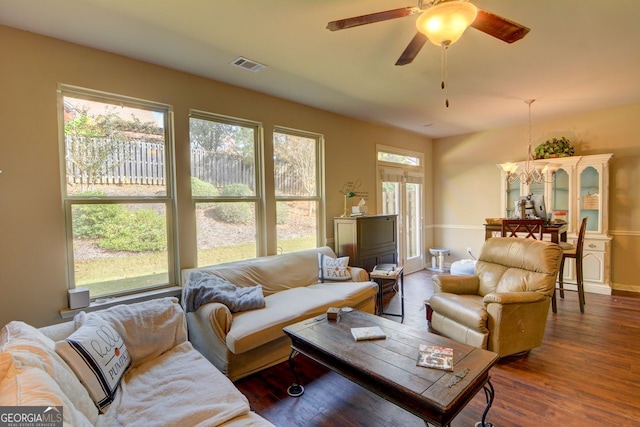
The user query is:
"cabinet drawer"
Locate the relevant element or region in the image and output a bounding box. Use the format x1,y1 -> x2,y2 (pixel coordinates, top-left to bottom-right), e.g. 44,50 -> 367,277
583,239 -> 606,252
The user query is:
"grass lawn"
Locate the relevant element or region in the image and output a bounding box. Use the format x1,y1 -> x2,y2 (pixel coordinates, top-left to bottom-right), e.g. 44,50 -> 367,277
77,236 -> 316,296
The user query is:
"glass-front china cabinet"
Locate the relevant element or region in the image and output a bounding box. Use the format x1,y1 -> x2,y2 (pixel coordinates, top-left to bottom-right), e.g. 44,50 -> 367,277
498,154 -> 613,293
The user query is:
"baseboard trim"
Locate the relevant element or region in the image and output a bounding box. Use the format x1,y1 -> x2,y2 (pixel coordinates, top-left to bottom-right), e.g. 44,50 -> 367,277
557,282 -> 611,295
612,289 -> 640,297
610,283 -> 640,295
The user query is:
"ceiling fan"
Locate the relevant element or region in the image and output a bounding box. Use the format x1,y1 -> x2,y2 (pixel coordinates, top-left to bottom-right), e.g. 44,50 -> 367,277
326,0 -> 530,66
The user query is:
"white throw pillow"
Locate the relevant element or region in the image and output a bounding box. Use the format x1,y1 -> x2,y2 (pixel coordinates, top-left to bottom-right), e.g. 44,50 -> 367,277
0,321 -> 99,424
74,297 -> 187,368
0,354 -> 95,426
318,253 -> 351,282
55,316 -> 131,413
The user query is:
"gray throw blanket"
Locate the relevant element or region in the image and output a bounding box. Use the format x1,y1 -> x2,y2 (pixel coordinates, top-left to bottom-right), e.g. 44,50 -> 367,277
183,271 -> 265,313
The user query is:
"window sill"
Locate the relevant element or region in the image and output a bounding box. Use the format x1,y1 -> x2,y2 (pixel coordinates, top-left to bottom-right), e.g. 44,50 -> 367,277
59,286 -> 182,320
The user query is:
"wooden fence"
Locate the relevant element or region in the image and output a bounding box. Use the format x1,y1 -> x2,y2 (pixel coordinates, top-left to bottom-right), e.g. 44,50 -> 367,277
190,148 -> 254,189
66,138 -> 165,186
66,138 -> 307,194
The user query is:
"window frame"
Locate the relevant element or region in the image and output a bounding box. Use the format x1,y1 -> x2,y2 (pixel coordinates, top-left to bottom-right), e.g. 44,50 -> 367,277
273,126 -> 326,249
58,84 -> 178,298
189,109 -> 266,263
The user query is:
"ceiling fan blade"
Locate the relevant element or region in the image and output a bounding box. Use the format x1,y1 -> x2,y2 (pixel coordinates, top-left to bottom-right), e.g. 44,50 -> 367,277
327,6 -> 420,31
395,32 -> 428,66
471,9 -> 531,44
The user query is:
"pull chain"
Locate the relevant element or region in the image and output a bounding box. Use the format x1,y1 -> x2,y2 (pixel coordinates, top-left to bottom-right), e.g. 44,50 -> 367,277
441,42 -> 450,108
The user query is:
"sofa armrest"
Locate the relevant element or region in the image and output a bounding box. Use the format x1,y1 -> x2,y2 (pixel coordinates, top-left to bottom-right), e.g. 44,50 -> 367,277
348,266 -> 369,282
432,274 -> 480,294
483,291 -> 547,306
195,302 -> 233,342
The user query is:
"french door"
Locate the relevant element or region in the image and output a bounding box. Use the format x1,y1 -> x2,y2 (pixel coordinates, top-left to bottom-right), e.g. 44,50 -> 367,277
377,146 -> 424,273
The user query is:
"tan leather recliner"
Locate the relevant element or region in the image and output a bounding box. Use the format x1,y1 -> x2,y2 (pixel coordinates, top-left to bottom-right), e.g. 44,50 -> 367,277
428,237 -> 563,357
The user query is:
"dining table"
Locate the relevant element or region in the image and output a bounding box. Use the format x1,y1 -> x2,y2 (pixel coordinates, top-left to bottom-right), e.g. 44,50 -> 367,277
484,222 -> 568,243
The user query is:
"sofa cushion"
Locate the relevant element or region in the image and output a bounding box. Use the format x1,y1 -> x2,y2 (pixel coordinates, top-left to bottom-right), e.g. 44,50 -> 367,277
56,316 -> 131,412
99,342 -> 252,427
318,253 -> 350,282
0,321 -> 99,423
0,352 -> 94,426
1,320 -> 56,350
182,246 -> 339,296
75,297 -> 187,368
225,281 -> 378,354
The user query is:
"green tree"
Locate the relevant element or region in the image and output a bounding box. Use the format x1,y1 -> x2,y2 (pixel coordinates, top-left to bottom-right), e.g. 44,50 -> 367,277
190,119 -> 255,186
64,99 -> 163,190
65,105 -> 129,190
273,133 -> 316,197
190,119 -> 254,158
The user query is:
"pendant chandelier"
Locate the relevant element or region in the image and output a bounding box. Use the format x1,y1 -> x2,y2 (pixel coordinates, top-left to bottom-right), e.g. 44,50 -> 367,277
502,99 -> 551,185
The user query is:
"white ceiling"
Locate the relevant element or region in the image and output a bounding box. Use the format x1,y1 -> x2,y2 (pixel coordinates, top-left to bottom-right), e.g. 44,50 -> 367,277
1,0 -> 639,138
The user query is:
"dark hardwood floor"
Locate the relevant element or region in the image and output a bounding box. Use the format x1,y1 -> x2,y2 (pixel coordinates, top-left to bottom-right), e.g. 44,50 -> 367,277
235,270 -> 640,426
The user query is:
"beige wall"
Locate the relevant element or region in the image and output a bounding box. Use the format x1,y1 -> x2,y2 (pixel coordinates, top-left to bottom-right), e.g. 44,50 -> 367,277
2,24 -> 638,328
433,103 -> 640,292
0,25 -> 431,327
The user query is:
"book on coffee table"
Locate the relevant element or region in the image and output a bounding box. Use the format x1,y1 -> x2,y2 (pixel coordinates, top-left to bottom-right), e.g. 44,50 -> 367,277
416,344 -> 454,371
371,263 -> 398,276
351,326 -> 386,341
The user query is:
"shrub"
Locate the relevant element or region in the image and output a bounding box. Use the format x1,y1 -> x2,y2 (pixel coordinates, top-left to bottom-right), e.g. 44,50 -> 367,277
191,177 -> 219,198
214,183 -> 253,223
99,208 -> 167,252
192,177 -> 219,210
72,191 -> 124,239
221,183 -> 253,197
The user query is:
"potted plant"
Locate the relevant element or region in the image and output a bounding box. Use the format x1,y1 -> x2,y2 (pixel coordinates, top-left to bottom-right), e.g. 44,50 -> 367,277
339,180 -> 360,217
534,137 -> 574,159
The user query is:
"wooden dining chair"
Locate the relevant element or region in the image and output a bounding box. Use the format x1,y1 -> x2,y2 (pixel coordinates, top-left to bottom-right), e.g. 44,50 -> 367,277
552,217 -> 588,313
501,219 -> 545,240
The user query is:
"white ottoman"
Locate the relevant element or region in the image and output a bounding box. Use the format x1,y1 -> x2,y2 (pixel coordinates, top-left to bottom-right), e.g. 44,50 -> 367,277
450,259 -> 476,275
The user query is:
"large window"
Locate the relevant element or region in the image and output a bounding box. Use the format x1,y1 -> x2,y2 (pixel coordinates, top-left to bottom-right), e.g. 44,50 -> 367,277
59,85 -> 176,299
190,111 -> 263,266
273,127 -> 324,253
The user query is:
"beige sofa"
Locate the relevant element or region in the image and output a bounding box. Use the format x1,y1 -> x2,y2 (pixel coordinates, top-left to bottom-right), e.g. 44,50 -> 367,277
181,246 -> 378,381
0,297 -> 273,427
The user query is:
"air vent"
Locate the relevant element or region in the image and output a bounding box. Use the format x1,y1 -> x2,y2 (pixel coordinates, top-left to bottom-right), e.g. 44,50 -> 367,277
231,57 -> 267,72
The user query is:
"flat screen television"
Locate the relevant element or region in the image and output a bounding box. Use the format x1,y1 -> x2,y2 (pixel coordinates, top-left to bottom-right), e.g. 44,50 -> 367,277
514,194 -> 547,220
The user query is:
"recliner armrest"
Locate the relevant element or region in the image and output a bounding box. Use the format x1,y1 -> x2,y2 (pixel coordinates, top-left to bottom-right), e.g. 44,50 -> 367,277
432,274 -> 480,294
483,291 -> 547,305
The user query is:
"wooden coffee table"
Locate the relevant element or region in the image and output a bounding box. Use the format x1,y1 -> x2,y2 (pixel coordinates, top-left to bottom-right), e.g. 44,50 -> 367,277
283,309 -> 499,427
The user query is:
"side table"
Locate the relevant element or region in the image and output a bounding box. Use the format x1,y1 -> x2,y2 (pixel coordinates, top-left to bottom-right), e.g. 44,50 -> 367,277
370,266 -> 404,322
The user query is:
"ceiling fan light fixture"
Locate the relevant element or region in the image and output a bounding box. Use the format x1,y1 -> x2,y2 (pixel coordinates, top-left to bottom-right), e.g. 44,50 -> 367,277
416,1 -> 478,46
